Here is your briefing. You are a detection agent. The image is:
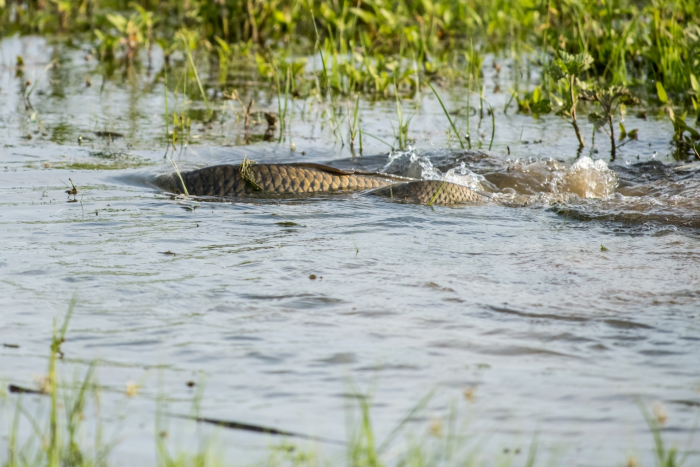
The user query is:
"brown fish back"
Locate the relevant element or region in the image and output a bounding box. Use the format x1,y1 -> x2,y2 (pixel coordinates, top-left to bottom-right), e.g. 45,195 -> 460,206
154,163 -> 489,206
157,163 -> 399,197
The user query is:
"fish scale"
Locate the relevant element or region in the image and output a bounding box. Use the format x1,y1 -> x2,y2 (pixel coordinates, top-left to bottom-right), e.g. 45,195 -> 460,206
155,163 -> 488,206
161,163 -> 395,197
370,180 -> 488,205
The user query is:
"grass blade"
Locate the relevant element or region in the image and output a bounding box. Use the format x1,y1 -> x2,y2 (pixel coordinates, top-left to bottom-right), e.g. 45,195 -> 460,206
428,82 -> 464,149
360,130 -> 394,150
186,51 -> 211,118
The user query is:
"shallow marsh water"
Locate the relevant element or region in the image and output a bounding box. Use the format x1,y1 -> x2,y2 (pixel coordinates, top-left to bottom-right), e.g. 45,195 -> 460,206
1,36 -> 700,465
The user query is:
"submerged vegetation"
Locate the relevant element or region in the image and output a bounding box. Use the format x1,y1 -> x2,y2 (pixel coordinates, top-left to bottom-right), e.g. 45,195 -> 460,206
2,0 -> 700,158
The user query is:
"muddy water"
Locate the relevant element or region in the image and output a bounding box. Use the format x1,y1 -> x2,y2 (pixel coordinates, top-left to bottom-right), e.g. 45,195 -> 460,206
1,36 -> 700,465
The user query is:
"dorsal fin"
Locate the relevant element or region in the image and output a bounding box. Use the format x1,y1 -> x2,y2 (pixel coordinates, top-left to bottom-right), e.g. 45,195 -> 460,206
288,163 -> 356,175
288,163 -> 414,181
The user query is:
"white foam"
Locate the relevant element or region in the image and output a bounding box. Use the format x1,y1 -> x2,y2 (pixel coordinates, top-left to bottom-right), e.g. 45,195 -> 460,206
553,156 -> 618,199
383,147 -> 485,191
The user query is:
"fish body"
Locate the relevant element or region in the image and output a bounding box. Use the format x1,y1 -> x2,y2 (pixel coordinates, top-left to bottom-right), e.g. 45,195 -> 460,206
155,163 -> 488,206
156,163 -> 400,197
369,180 -> 489,206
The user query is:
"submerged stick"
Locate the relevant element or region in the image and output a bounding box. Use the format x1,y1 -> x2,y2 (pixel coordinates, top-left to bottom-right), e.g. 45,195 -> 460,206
169,413 -> 344,445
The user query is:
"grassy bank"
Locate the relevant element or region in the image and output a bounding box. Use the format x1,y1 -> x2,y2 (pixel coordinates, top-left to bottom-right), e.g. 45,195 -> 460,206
1,0 -> 698,95
2,0 -> 699,158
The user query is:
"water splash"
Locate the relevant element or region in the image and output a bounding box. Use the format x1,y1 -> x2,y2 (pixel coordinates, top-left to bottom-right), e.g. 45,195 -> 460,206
553,156 -> 618,199
383,147 -> 485,191
488,156 -> 618,201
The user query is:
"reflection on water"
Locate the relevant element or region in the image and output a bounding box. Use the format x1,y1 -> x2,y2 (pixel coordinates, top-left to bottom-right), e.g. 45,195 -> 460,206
1,35 -> 700,465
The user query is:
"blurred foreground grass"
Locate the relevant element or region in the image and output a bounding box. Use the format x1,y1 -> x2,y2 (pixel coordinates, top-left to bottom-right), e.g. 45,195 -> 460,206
1,301 -> 696,467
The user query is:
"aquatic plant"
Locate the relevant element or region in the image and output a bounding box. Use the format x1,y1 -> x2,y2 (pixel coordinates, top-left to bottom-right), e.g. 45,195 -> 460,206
6,0 -> 697,155
580,86 -> 641,159
656,81 -> 700,159
348,94 -> 362,154
513,86 -> 552,116
93,6 -> 154,63
393,80 -> 412,150
545,51 -> 594,150
3,0 -> 697,99
428,82 -> 464,150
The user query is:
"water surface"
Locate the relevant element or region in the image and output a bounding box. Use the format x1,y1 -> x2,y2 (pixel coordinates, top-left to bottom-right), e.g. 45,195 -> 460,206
1,35 -> 699,465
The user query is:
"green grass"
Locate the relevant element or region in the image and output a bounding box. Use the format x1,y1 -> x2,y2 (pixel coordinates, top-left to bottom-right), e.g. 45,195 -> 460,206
428,83 -> 464,150
3,0 -> 699,97
6,0 -> 699,157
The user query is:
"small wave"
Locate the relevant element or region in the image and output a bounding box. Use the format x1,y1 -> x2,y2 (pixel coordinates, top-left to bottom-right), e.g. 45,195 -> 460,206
382,148 -> 700,230
553,156 -> 618,199
383,146 -> 486,191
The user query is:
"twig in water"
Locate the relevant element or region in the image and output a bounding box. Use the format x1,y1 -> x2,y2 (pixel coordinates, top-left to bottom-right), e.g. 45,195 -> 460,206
169,413 -> 344,445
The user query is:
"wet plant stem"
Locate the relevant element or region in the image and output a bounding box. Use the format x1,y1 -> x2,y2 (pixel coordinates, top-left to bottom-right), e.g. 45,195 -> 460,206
349,94 -> 360,153
169,157 -> 189,196
608,113 -> 616,159
284,67 -> 291,127
394,79 -> 409,149
361,130 -> 393,150
471,91 -> 495,150
49,325 -> 59,467
428,82 -> 464,149
274,60 -> 283,135
569,75 -> 585,148
186,51 -> 211,119
466,73 -> 472,149
164,63 -> 170,144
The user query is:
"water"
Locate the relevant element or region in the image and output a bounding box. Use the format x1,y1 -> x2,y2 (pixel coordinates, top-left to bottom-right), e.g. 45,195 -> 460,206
1,36 -> 700,465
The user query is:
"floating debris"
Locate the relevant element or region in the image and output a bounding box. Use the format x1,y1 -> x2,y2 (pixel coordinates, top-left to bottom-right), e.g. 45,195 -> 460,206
8,384 -> 45,395
94,131 -> 124,139
65,179 -> 78,196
